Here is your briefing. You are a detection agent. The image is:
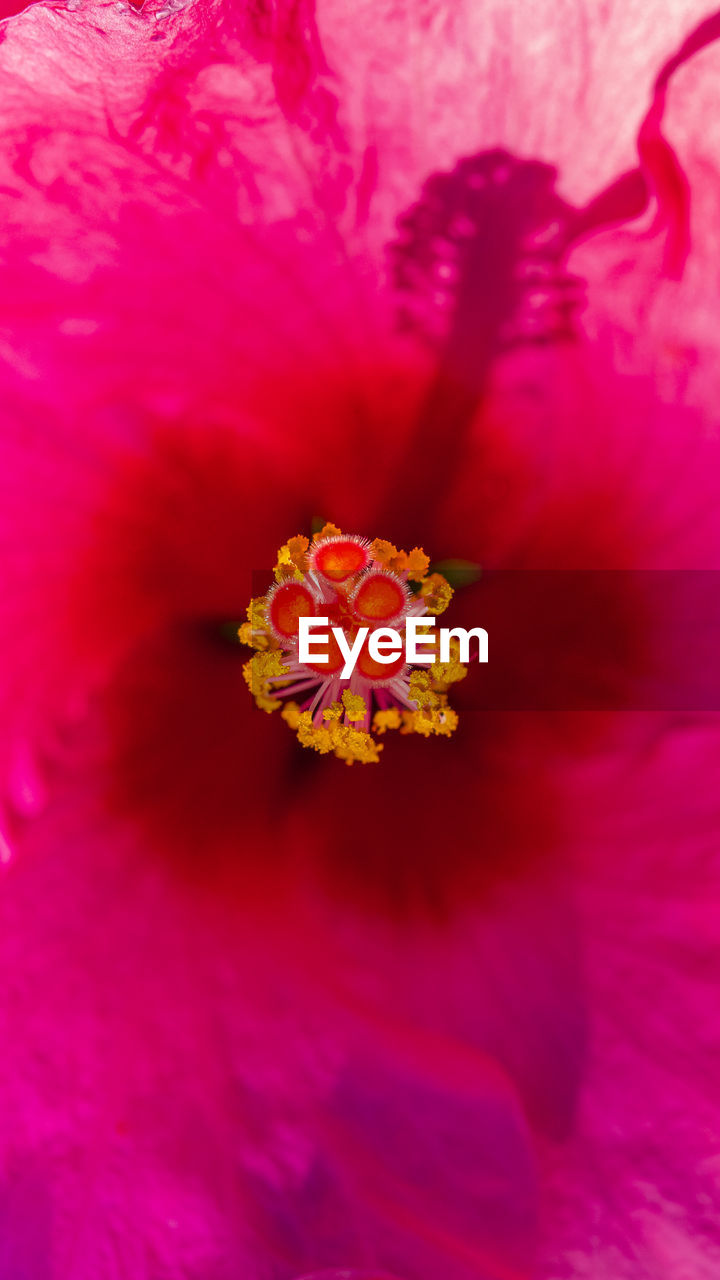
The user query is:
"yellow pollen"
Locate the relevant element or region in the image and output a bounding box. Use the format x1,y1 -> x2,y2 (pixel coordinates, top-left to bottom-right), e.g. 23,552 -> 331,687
420,573 -> 454,615
408,669 -> 440,710
322,702 -> 344,721
297,709 -> 381,763
369,542 -> 430,580
334,730 -> 382,764
322,692 -> 367,725
406,547 -> 431,578
238,597 -> 272,650
281,701 -> 303,729
430,652 -> 468,688
243,650 -> 289,712
402,703 -> 459,738
341,690 -> 367,721
274,535 -> 310,582
373,707 -> 402,734
239,525 -> 466,762
370,538 -> 403,573
316,521 -> 342,540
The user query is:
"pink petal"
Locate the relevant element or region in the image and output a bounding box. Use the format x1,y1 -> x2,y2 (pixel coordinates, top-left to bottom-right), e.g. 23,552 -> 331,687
0,3 -> 719,1279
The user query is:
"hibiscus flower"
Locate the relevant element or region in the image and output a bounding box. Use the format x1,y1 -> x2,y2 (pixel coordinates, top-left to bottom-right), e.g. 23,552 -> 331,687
1,2 -> 720,1278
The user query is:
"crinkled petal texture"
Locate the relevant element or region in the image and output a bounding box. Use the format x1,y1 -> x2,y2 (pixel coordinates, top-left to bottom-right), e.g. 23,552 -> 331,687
0,801 -> 546,1279
1,2 -> 720,1280
534,726 -> 720,1279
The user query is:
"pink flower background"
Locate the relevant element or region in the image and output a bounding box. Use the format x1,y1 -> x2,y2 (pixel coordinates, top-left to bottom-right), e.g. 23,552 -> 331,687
1,1 -> 720,1278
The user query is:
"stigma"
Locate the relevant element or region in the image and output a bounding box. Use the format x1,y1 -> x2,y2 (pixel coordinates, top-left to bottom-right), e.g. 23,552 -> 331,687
238,524 -> 467,763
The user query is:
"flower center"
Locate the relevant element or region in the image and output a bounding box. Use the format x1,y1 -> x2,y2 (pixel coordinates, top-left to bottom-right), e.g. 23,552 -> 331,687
239,523 -> 466,763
